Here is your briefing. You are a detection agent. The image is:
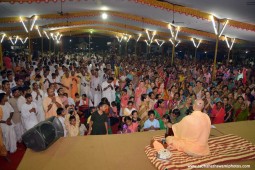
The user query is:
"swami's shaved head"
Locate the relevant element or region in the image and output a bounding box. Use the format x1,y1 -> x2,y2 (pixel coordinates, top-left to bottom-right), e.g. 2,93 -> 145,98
193,99 -> 204,111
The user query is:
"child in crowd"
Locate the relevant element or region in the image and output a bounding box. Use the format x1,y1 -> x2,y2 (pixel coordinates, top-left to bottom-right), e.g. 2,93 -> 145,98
65,106 -> 80,137
143,110 -> 160,131
79,94 -> 90,121
120,89 -> 129,116
109,101 -> 119,126
79,122 -> 87,136
124,116 -> 138,133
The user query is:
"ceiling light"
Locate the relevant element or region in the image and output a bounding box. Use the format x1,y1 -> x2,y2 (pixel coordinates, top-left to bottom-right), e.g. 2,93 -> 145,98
101,6 -> 109,11
30,15 -> 37,31
20,16 -> 28,33
44,31 -> 49,39
1,34 -> 6,43
102,13 -> 108,20
136,34 -> 141,42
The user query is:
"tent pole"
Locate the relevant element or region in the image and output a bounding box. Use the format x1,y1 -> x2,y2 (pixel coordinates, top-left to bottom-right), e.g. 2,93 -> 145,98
195,47 -> 197,63
227,48 -> 230,66
0,44 -> 3,69
171,44 -> 175,66
212,20 -> 220,80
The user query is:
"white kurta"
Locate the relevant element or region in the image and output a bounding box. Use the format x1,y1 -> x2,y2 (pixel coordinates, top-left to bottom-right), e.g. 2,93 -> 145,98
21,102 -> 39,131
91,76 -> 102,107
101,81 -> 116,103
80,76 -> 90,96
31,90 -> 45,122
0,102 -> 17,153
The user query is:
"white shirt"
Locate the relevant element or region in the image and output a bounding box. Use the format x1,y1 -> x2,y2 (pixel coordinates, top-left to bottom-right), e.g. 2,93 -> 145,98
31,90 -> 44,105
21,102 -> 39,130
102,81 -> 116,103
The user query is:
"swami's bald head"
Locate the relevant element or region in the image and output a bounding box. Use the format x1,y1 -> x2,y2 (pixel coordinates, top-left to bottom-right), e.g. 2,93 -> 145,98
193,99 -> 204,111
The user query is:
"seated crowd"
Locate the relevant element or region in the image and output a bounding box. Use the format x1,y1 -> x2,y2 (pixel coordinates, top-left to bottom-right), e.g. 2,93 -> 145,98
0,52 -> 255,158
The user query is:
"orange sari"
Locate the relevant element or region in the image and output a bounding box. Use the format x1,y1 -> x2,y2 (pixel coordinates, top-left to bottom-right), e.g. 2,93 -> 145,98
71,76 -> 79,99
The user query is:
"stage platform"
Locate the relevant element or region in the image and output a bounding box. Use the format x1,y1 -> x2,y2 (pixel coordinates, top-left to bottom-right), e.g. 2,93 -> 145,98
18,121 -> 255,170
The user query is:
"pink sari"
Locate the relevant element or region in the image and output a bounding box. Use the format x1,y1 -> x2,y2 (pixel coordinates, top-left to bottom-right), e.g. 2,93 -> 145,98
135,86 -> 146,108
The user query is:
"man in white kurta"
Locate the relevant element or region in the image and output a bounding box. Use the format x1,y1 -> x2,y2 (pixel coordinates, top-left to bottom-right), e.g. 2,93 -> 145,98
0,93 -> 17,153
31,83 -> 45,122
9,88 -> 25,143
101,77 -> 116,103
21,94 -> 39,131
91,70 -> 102,107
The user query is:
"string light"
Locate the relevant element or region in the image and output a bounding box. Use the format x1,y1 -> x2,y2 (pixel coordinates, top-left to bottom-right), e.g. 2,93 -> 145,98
168,24 -> 174,38
1,34 -> 6,43
136,34 -> 141,42
58,34 -> 62,41
219,20 -> 229,37
230,38 -> 235,50
44,31 -> 49,39
175,40 -> 181,47
174,27 -> 180,40
127,35 -> 131,42
225,36 -> 235,50
211,15 -> 218,35
197,39 -> 202,48
145,30 -> 151,41
191,38 -> 196,47
20,17 -> 28,33
50,33 -> 55,40
145,40 -> 150,46
30,16 -> 37,31
155,39 -> 165,47
24,37 -> 28,43
9,37 -> 14,45
36,25 -> 41,37
14,36 -> 19,44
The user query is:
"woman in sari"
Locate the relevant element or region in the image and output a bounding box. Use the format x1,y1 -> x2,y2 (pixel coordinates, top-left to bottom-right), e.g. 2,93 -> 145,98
234,103 -> 249,121
138,94 -> 150,128
135,81 -> 146,109
233,96 -> 245,116
211,101 -> 225,124
204,91 -> 213,115
154,99 -> 169,130
179,96 -> 193,116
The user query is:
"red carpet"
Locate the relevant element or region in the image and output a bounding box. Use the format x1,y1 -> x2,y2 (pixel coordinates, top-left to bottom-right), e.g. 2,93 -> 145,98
0,143 -> 26,170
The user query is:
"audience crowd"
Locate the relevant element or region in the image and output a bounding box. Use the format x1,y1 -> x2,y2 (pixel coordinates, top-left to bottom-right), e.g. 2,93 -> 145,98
0,51 -> 255,157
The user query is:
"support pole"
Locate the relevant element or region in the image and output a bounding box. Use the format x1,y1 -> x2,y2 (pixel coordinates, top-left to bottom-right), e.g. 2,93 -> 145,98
41,37 -> 43,56
194,47 -> 197,63
212,20 -> 220,80
0,44 -> 3,69
125,41 -> 128,57
28,19 -> 32,62
49,39 -> 51,53
89,34 -> 91,57
227,49 -> 231,66
171,44 -> 175,66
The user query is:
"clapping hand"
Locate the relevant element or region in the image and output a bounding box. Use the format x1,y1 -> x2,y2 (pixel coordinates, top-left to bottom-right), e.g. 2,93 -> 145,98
6,119 -> 12,126
52,97 -> 56,103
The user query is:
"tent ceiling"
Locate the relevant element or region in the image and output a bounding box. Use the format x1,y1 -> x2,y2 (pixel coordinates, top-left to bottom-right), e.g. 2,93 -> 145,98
0,0 -> 254,44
